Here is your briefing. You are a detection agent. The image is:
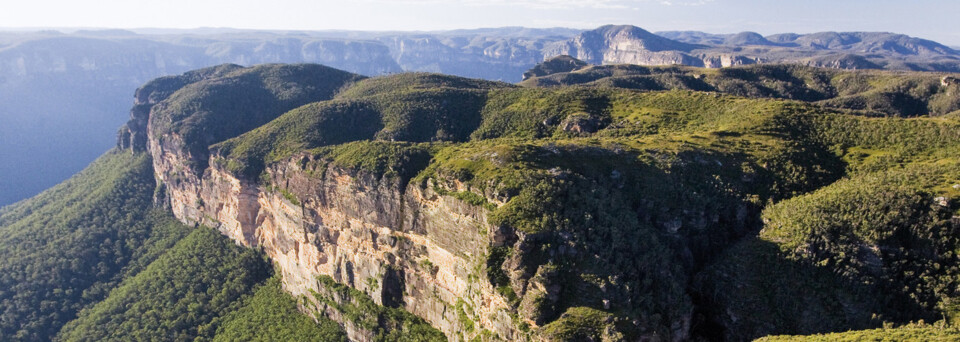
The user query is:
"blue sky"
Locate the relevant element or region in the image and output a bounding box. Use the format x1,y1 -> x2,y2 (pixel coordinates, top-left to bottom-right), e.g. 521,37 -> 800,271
4,0 -> 959,45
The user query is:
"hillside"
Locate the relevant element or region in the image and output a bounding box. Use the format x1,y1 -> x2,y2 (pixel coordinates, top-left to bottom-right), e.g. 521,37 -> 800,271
521,57 -> 960,117
3,54 -> 960,341
3,25 -> 958,208
37,62 -> 941,341
0,150 -> 350,341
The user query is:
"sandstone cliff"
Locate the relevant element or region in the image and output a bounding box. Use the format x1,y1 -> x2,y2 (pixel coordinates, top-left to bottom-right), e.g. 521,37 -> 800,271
125,59 -> 957,341
127,65 -> 556,341
121,63 -> 806,341
542,25 -> 759,68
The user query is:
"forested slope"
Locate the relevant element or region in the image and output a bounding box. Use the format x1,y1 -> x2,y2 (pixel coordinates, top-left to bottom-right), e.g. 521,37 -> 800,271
0,151 -> 346,341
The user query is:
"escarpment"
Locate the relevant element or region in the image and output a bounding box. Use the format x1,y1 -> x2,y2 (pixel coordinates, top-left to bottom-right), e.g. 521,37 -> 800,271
146,124 -> 547,340
125,64 -> 747,341
117,62 -> 960,341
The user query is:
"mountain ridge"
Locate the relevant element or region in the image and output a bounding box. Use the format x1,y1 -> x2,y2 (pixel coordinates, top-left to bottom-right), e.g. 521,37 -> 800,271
105,61 -> 960,341
4,60 -> 960,341
3,24 -> 960,212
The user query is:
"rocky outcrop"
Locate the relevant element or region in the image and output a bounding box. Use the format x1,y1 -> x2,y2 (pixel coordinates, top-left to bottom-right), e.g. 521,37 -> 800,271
698,54 -> 760,68
521,55 -> 588,80
801,54 -> 881,70
944,76 -> 960,87
543,25 -> 701,66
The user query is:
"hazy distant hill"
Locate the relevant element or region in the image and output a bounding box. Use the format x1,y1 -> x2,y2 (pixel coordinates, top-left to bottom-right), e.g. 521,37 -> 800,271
0,31 -> 403,206
658,30 -> 959,56
550,26 -> 960,70
2,25 -> 959,206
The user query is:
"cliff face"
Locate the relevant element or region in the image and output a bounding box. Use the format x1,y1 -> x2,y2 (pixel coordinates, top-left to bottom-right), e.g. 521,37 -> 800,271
543,25 -> 759,68
148,131 -> 528,340
131,65 -> 529,340
128,64 -> 729,341
130,62 -> 950,341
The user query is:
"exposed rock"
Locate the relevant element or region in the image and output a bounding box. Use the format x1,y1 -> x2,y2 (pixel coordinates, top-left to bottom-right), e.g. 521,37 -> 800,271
522,55 -> 588,80
543,25 -> 706,66
699,54 -> 759,68
803,54 -> 881,70
546,26 -> 960,71
935,196 -> 950,207
944,76 -> 960,87
519,264 -> 561,325
559,113 -> 602,134
148,125 -> 530,341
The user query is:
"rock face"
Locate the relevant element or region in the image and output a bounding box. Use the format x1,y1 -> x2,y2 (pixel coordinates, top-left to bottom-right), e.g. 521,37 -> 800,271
545,26 -> 960,71
134,67 -> 535,341
802,54 -> 881,70
148,137 -> 526,341
129,64 -> 740,341
543,25 -> 723,67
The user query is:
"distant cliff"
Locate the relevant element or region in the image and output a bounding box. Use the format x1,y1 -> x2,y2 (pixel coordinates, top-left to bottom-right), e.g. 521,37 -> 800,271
546,25 -> 960,70
0,33 -> 402,207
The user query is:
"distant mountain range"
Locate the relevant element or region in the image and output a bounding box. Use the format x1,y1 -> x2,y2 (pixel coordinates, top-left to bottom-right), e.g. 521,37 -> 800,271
1,24 -> 959,206
553,25 -> 959,70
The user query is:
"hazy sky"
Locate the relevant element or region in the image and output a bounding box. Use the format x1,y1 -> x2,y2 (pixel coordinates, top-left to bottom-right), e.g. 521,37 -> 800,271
3,0 -> 959,45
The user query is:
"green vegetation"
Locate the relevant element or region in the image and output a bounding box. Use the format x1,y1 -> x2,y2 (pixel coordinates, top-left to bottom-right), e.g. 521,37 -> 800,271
279,188 -> 301,206
56,227 -> 271,341
455,299 -> 475,333
59,63 -> 960,340
0,150 -> 357,341
335,72 -> 510,99
213,277 -> 347,342
522,63 -> 960,117
0,152 -> 191,341
471,87 -> 612,139
698,150 -> 960,340
757,322 -> 960,341
215,87 -> 490,178
214,99 -> 384,178
540,307 -> 621,341
147,63 -> 365,172
312,275 -> 446,342
433,186 -> 495,211
307,140 -> 441,183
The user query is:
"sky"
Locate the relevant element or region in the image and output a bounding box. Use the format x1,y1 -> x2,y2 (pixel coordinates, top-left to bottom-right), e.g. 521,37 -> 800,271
2,0 -> 959,45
